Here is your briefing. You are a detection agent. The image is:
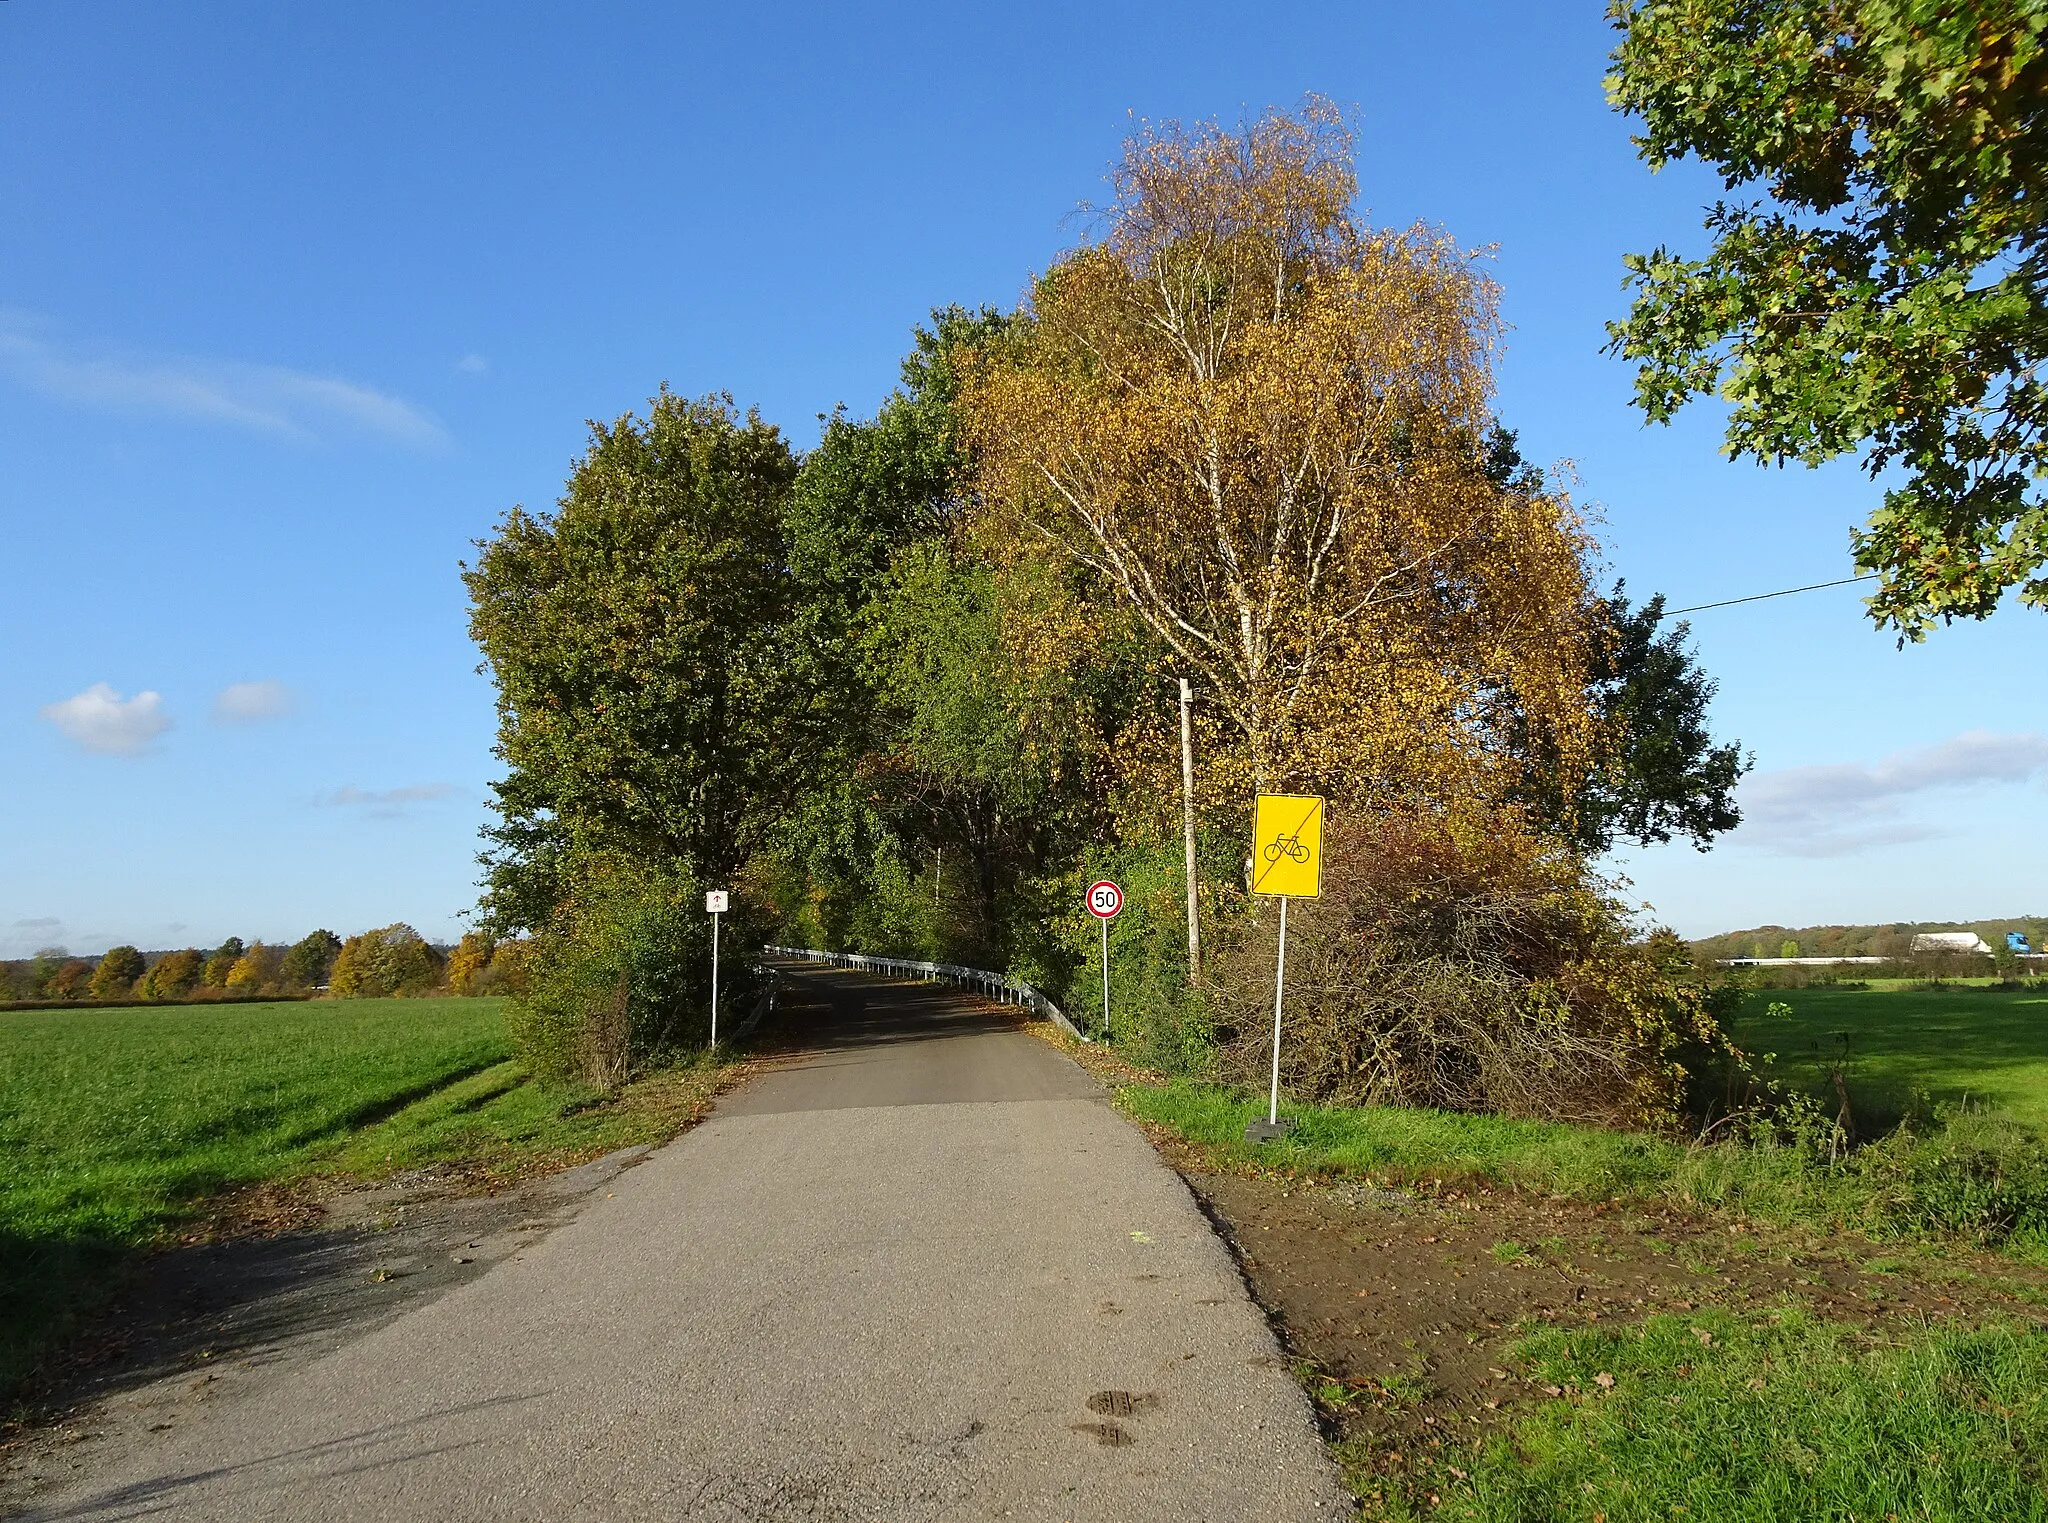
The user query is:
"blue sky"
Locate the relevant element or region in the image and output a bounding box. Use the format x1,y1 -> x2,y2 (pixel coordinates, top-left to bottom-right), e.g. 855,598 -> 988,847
3,1 -> 2042,957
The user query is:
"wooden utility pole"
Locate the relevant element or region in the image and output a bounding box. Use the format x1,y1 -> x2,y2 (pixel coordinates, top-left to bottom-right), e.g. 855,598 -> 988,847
1178,677 -> 1201,982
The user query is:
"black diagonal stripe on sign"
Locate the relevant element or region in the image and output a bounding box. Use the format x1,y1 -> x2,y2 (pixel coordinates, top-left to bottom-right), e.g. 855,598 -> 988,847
1251,797 -> 1322,895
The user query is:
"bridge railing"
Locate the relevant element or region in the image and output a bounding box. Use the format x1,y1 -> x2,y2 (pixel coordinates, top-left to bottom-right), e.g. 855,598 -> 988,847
761,945 -> 1091,1045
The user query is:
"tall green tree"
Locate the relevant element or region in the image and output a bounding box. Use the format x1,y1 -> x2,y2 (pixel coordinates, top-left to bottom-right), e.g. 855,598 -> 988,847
762,308 -> 1134,970
1511,582 -> 1751,854
466,391 -> 802,929
279,929 -> 342,990
1607,0 -> 2048,638
88,946 -> 145,1001
850,545 -> 1142,966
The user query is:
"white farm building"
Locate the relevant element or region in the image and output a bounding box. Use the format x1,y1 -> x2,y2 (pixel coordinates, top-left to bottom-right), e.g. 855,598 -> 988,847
1909,932 -> 1993,955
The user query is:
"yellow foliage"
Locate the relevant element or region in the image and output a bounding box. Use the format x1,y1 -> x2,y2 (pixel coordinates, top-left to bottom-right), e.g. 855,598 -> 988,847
225,944 -> 282,994
447,931 -> 496,995
961,98 -> 1597,815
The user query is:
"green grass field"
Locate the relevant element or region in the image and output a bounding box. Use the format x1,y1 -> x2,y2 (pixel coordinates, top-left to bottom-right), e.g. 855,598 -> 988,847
1729,983 -> 2048,1130
1390,1311 -> 2048,1523
0,996 -> 512,1395
1,997 -> 512,1245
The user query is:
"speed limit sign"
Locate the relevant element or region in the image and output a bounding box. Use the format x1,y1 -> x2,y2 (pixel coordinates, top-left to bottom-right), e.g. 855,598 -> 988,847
1086,880 -> 1122,1038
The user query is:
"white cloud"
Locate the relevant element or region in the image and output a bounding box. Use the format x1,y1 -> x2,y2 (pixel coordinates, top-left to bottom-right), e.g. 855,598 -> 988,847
0,313 -> 446,447
1,919 -> 68,959
1734,730 -> 2048,857
39,683 -> 172,756
318,782 -> 461,818
212,679 -> 293,723
455,353 -> 490,376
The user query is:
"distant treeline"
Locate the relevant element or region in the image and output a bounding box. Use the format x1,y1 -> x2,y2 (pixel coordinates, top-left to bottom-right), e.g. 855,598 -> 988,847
0,927 -> 520,1006
1692,918 -> 2047,962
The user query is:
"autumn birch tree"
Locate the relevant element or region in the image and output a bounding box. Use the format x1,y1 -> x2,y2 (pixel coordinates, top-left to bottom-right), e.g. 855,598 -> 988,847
962,100 -> 1597,806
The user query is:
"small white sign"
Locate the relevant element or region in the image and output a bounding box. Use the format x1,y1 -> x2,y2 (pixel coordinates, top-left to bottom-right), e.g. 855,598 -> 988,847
705,890 -> 729,914
1087,880 -> 1123,919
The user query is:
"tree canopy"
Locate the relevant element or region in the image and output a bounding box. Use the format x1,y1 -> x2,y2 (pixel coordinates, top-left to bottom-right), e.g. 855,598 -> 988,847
961,100 -> 1601,808
465,392 -> 803,928
280,929 -> 341,990
463,99 -> 1751,1110
88,946 -> 144,1001
1608,0 -> 2048,638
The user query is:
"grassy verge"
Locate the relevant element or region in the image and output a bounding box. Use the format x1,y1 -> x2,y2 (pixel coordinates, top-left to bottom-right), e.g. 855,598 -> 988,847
1122,1079 -> 1682,1196
1121,1080 -> 2048,1256
1369,1310 -> 2048,1522
317,1051 -> 733,1185
0,996 -> 739,1399
1107,1059 -> 2048,1520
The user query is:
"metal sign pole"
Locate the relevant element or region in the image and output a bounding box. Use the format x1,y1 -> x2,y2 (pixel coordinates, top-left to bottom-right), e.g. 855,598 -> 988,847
710,909 -> 720,1047
1244,795 -> 1320,1142
1101,914 -> 1112,1039
1268,895 -> 1288,1126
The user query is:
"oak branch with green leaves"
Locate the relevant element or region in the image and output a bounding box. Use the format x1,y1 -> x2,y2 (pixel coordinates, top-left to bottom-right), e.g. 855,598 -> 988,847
1607,0 -> 2048,638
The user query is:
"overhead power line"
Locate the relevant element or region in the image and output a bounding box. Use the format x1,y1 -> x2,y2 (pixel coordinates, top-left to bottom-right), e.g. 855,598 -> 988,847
1658,574 -> 1878,618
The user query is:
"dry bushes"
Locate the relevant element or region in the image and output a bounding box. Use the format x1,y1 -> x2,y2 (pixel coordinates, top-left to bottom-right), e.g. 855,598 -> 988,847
1209,813 -> 1726,1129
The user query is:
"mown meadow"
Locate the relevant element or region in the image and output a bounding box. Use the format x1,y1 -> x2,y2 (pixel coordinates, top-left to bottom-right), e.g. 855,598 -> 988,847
0,996 -> 729,1399
1728,981 -> 2048,1131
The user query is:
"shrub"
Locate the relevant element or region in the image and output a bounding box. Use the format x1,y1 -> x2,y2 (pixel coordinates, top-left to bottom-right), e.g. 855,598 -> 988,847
1207,812 -> 1727,1128
1040,839 -> 1214,1074
505,856 -> 743,1087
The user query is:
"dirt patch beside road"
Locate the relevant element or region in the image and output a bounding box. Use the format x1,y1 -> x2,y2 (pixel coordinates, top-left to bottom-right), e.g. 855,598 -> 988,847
0,1145 -> 660,1516
1180,1161 -> 2048,1507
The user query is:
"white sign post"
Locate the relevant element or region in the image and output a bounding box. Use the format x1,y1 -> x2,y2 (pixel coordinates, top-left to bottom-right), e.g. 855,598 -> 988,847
706,890 -> 729,1045
1247,796 -> 1325,1143
1086,879 -> 1123,1038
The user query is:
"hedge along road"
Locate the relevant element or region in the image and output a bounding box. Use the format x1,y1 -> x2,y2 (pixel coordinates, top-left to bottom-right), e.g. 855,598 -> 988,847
26,962 -> 1346,1522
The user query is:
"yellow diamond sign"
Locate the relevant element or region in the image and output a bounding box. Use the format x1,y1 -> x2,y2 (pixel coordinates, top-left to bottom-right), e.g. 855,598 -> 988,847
1251,794 -> 1324,899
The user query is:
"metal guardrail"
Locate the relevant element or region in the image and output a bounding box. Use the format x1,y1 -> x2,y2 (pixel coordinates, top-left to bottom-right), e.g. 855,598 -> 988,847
762,945 -> 1090,1044
721,965 -> 779,1045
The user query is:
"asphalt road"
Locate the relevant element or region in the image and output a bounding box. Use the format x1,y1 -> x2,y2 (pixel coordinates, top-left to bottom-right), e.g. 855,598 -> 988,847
23,966 -> 1346,1522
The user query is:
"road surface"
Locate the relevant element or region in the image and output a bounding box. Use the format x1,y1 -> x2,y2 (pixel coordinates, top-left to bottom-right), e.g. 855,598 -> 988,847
23,964 -> 1346,1521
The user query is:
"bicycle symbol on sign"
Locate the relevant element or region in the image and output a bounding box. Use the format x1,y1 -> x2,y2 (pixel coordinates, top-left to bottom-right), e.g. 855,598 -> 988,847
1263,831 -> 1313,865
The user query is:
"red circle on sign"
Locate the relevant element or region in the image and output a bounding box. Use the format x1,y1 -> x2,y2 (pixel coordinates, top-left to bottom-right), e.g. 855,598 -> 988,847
1086,880 -> 1123,919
